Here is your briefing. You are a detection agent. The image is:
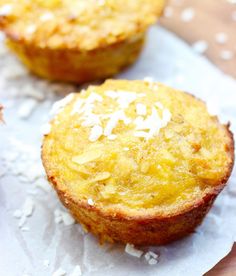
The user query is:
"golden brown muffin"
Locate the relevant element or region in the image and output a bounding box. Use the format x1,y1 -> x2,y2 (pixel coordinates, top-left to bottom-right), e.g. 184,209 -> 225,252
42,79 -> 234,245
0,0 -> 165,83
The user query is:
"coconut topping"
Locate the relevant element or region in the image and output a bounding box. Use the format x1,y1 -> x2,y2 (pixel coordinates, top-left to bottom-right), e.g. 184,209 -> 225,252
0,4 -> 12,16
40,12 -> 54,22
51,87 -> 171,148
136,103 -> 147,116
50,93 -> 74,116
89,125 -> 103,142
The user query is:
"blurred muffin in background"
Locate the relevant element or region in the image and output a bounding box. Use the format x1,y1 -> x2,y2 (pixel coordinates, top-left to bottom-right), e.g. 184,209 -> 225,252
0,0 -> 165,83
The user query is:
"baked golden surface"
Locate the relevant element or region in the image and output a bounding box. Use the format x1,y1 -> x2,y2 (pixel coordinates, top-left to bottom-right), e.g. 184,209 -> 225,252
0,0 -> 164,50
42,80 -> 234,245
0,0 -> 164,82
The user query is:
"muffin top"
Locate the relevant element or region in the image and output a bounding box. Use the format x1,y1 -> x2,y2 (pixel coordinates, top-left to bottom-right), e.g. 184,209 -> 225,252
0,0 -> 165,50
42,80 -> 234,217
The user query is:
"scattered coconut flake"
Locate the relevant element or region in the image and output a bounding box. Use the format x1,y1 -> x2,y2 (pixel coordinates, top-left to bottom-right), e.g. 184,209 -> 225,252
81,113 -> 101,127
22,197 -> 34,217
13,209 -> 22,218
181,8 -> 195,22
61,211 -> 75,226
215,32 -> 228,44
192,40 -> 208,54
87,198 -> 94,206
18,215 -> 27,228
41,123 -> 51,135
52,268 -> 66,276
104,110 -> 130,136
148,258 -> 158,265
50,93 -> 74,116
17,99 -> 38,119
21,227 -> 30,232
220,50 -> 234,60
107,134 -> 117,140
134,131 -> 149,139
89,125 -> 103,142
144,251 -> 159,265
70,265 -> 82,276
105,90 -> 138,109
0,4 -> 12,16
35,178 -> 51,192
54,209 -> 63,224
164,6 -> 173,18
43,259 -> 50,267
72,149 -> 102,165
125,244 -> 143,258
155,102 -> 164,110
136,103 -> 147,116
26,25 -> 37,34
40,12 -> 54,22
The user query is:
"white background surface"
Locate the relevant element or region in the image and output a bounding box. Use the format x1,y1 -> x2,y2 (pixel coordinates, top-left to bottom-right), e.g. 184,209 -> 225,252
0,26 -> 236,276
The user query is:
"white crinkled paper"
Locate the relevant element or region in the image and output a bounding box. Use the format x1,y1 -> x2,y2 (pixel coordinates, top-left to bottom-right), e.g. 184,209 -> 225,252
0,26 -> 236,276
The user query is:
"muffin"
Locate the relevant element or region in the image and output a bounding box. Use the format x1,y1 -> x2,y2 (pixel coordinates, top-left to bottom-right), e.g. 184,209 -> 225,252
42,79 -> 234,245
0,0 -> 165,83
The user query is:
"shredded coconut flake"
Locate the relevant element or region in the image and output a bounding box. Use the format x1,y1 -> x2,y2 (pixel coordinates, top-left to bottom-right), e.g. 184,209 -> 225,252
136,103 -> 147,116
23,197 -> 34,217
26,25 -> 37,34
13,209 -> 22,218
61,212 -> 75,226
87,198 -> 94,206
18,99 -> 38,119
89,125 -> 103,142
125,244 -> 143,258
0,4 -> 12,16
40,12 -> 54,22
107,134 -> 117,140
43,259 -> 50,267
50,93 -> 74,116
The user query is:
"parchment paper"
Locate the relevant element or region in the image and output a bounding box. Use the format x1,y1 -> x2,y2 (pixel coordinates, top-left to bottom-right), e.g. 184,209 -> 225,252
0,26 -> 236,276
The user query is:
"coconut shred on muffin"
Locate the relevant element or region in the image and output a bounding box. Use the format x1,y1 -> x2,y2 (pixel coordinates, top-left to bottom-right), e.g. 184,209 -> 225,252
42,79 -> 234,245
0,0 -> 165,83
